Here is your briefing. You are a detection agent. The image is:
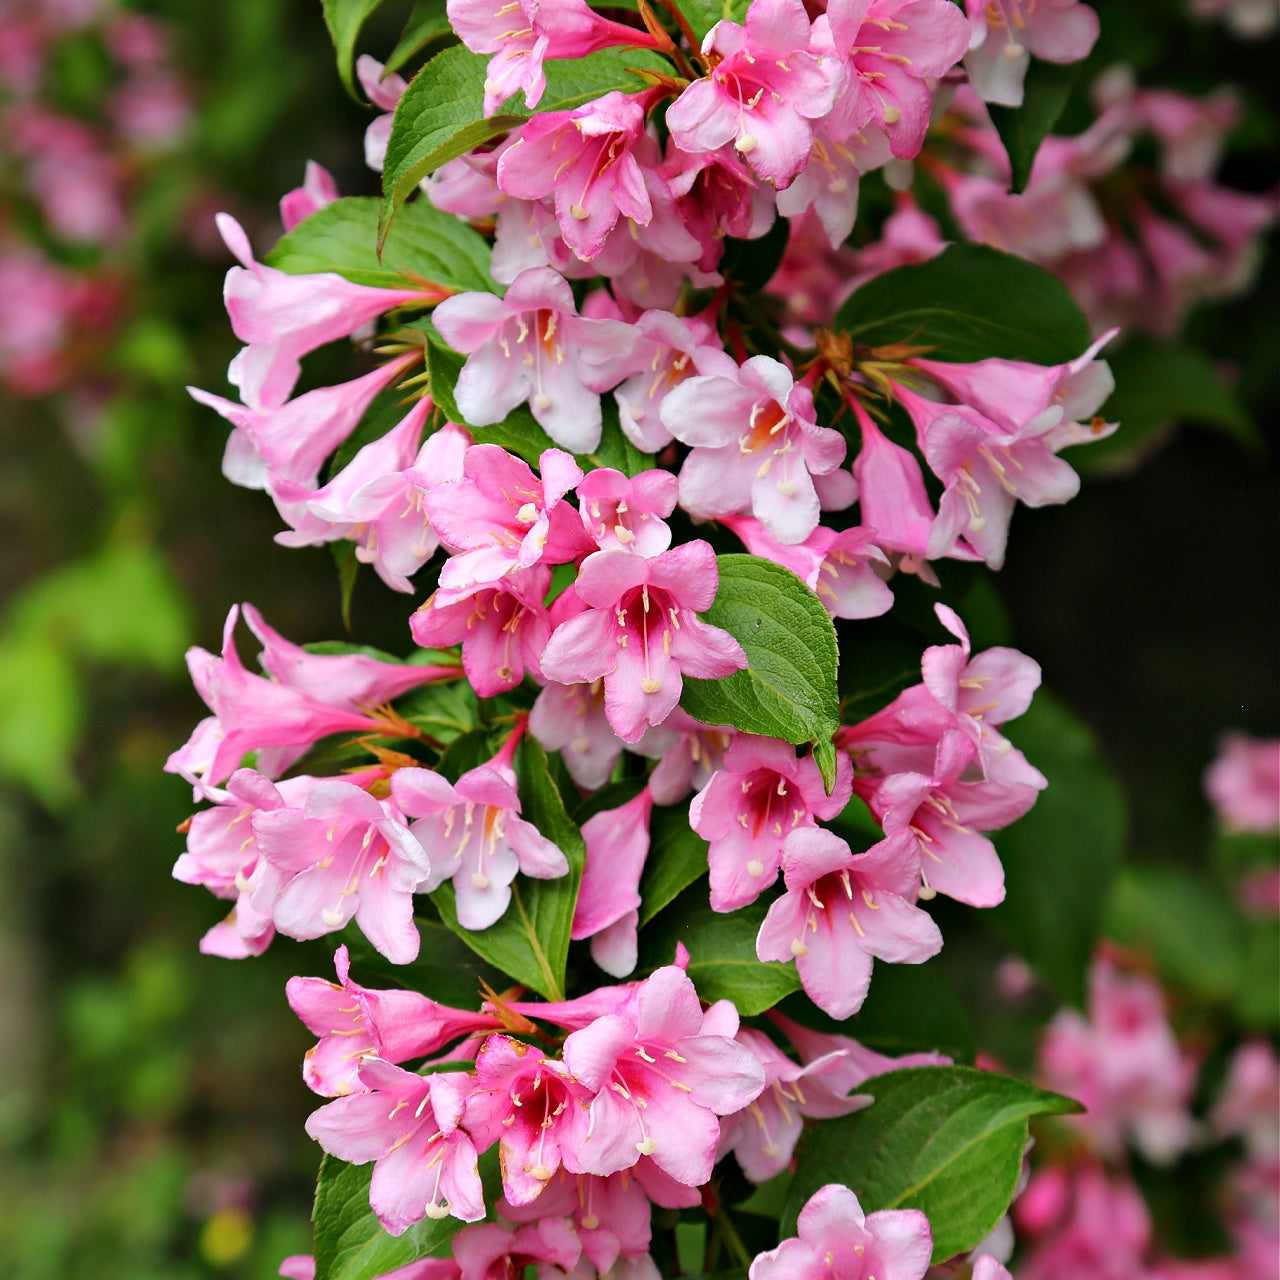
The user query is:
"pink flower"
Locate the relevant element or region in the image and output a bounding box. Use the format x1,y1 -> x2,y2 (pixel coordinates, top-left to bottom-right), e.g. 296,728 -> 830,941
252,780 -> 432,963
410,565 -> 554,697
279,160 -> 339,230
634,709 -> 733,804
433,268 -> 636,451
964,0 -> 1099,109
356,55 -> 407,171
577,467 -> 678,557
422,443 -> 591,592
305,1059 -> 484,1232
690,733 -> 853,912
572,788 -> 655,977
850,399 -> 939,565
216,214 -> 441,412
165,605 -> 436,785
749,1182 -> 933,1280
1204,733 -> 1280,833
718,1026 -> 872,1181
822,0 -> 970,159
447,0 -> 663,117
756,827 -> 943,1019
540,542 -> 747,743
665,0 -> 836,188
561,966 -> 765,1186
664,355 -> 847,545
452,1217 -> 583,1279
497,91 -> 658,261
391,744 -> 569,930
528,679 -> 626,790
463,1035 -> 592,1204
1038,950 -> 1201,1164
287,946 -> 501,1096
721,514 -> 894,620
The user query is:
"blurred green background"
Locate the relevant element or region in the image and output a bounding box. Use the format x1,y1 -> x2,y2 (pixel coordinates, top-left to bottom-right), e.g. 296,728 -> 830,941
0,1 -> 1274,1277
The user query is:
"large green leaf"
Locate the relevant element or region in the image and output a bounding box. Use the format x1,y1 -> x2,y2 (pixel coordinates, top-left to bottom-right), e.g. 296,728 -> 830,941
313,1156 -> 461,1280
266,196 -> 496,294
381,45 -> 676,240
783,1066 -> 1081,1261
431,739 -> 585,1000
385,0 -> 453,75
988,61 -> 1080,194
835,243 -> 1091,365
322,0 -> 387,99
639,890 -> 801,1015
669,0 -> 748,44
990,690 -> 1126,1007
1075,336 -> 1261,475
680,555 -> 841,790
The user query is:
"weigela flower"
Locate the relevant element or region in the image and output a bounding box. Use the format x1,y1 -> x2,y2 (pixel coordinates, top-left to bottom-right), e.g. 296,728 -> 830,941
576,466 -> 678,557
391,745 -> 570,930
663,355 -> 848,545
756,827 -> 943,1018
305,1058 -> 484,1232
689,732 -> 853,912
964,0 -> 1099,109
1204,732 -> 1280,833
279,159 -> 339,231
431,266 -> 635,452
540,542 -> 748,743
423,443 -> 591,592
528,678 -> 626,791
287,945 -> 502,1096
561,966 -> 765,1186
665,0 -> 836,188
749,1182 -> 933,1280
252,779 -> 433,963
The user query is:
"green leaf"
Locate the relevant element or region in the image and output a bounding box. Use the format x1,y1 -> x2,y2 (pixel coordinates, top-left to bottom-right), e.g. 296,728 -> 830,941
266,196 -> 496,294
432,739 -> 585,999
987,61 -> 1080,194
680,556 -> 840,773
639,890 -> 801,1015
1105,865 -> 1247,1003
396,678 -> 480,745
835,243 -> 1091,365
0,633 -> 82,808
425,340 -> 557,467
783,1066 -> 1081,1260
776,961 -> 975,1063
322,0 -> 387,99
380,45 -> 676,240
990,690 -> 1126,1007
639,803 -> 710,925
313,1156 -> 460,1280
386,0 -> 453,75
1075,337 -> 1262,475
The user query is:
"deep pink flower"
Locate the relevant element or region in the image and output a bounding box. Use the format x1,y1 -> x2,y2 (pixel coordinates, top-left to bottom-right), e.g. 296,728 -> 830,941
305,1059 -> 484,1232
665,0 -> 836,188
749,1182 -> 933,1280
287,945 -> 502,1096
423,443 -> 592,592
391,745 -> 569,930
690,733 -> 852,912
634,709 -> 733,805
561,966 -> 765,1186
410,565 -> 554,697
850,399 -> 939,565
662,143 -> 776,273
463,1034 -> 593,1204
279,160 -> 339,230
757,827 -> 942,1018
664,355 -> 847,545
540,542 -> 747,742
451,1217 -> 582,1279
431,268 -> 634,453
497,91 -> 658,261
